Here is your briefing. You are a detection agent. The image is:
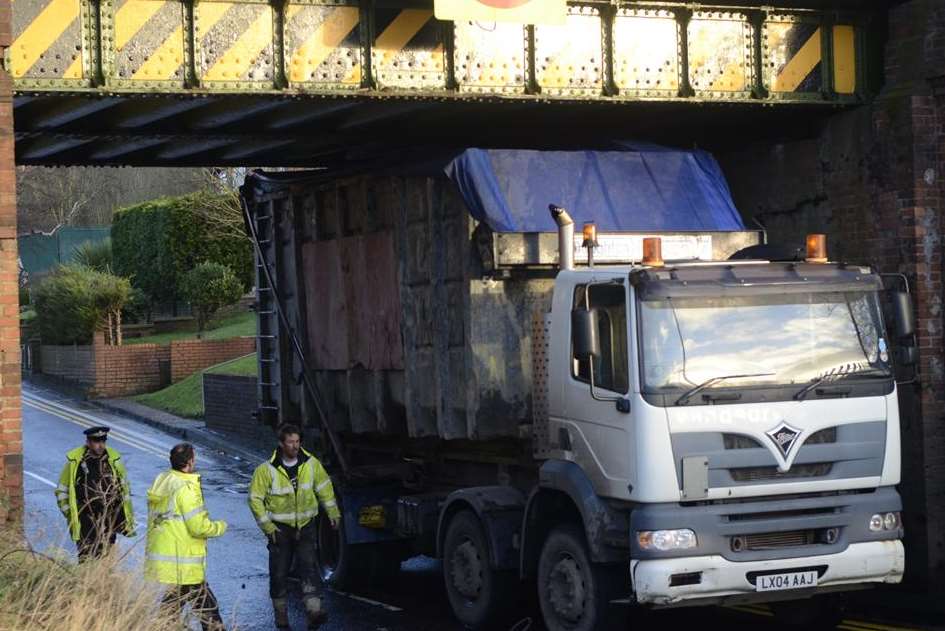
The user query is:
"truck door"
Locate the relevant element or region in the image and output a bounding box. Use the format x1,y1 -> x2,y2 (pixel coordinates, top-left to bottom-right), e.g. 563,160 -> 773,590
556,281 -> 634,500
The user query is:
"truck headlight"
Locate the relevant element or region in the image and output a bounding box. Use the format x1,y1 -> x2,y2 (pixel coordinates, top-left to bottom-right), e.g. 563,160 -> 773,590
883,512 -> 899,531
869,512 -> 901,532
637,529 -> 697,551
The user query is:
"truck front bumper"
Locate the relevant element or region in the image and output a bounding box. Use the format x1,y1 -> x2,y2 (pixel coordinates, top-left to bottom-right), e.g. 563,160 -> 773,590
631,540 -> 904,608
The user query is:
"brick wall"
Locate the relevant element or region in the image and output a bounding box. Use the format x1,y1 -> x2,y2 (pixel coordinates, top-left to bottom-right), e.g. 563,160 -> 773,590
39,337 -> 254,398
718,0 -> 945,590
170,337 -> 256,383
37,345 -> 96,388
204,373 -> 273,443
0,0 -> 22,524
91,344 -> 169,398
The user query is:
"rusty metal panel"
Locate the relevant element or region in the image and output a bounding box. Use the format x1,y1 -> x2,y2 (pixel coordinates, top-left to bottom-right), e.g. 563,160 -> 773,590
372,8 -> 445,91
304,239 -> 350,369
534,5 -> 603,97
10,0 -> 89,87
453,20 -> 526,94
285,1 -> 361,88
688,9 -> 753,98
105,0 -> 186,87
197,0 -> 276,89
613,7 -> 679,98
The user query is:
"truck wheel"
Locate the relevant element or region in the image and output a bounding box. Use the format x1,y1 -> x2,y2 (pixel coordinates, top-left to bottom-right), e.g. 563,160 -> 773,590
442,509 -> 513,629
538,524 -> 620,631
314,512 -> 405,590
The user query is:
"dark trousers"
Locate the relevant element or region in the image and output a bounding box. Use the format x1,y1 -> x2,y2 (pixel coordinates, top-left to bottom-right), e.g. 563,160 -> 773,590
163,582 -> 224,631
268,522 -> 318,600
76,512 -> 118,561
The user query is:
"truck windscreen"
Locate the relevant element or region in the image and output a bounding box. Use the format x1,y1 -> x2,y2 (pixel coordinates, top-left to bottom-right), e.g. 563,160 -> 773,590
639,291 -> 893,397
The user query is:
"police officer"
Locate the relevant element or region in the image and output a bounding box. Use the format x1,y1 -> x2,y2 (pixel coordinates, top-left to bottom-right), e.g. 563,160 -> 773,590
249,424 -> 340,629
145,443 -> 227,631
55,426 -> 135,560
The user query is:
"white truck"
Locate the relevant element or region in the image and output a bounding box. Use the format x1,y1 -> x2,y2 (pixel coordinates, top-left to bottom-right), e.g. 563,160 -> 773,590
244,155 -> 911,631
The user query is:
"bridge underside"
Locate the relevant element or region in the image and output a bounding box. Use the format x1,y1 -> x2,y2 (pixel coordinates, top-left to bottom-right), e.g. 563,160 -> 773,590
14,94 -> 850,167
10,0 -> 879,166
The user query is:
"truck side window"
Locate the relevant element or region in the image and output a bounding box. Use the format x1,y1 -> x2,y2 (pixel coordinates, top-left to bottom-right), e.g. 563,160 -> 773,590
572,284 -> 629,394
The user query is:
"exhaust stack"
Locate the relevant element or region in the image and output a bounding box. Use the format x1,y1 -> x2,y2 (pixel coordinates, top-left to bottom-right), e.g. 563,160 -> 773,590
549,204 -> 574,270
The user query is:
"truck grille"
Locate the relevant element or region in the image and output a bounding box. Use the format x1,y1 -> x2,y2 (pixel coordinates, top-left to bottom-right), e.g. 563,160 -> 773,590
730,463 -> 832,482
735,530 -> 816,551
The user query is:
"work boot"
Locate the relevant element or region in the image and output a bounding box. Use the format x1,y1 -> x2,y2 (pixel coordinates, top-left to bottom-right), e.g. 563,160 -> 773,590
272,598 -> 289,629
304,595 -> 328,629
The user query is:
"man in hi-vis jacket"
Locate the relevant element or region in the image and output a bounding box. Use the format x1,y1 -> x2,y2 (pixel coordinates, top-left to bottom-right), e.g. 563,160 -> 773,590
249,424 -> 340,630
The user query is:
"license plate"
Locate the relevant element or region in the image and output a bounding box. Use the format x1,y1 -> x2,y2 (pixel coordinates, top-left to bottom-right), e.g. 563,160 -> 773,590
755,570 -> 819,592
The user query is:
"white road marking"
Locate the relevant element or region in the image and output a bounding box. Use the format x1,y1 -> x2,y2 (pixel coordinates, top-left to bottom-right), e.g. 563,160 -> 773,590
23,397 -> 168,459
24,391 -> 174,451
25,470 -> 57,488
327,589 -> 403,612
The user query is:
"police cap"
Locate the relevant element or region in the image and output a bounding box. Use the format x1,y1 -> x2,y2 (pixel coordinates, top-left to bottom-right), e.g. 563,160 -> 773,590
83,426 -> 110,441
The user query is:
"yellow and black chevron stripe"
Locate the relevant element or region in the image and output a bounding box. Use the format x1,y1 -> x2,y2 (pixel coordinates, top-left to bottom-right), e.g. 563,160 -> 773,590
764,20 -> 856,95
10,0 -> 86,83
688,11 -> 753,94
371,8 -> 444,90
764,19 -> 823,93
198,0 -> 274,86
284,3 -> 360,87
111,0 -> 186,84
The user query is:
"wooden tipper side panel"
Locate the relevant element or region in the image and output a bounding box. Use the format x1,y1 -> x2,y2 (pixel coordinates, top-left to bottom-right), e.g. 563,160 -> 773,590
256,173 -> 554,444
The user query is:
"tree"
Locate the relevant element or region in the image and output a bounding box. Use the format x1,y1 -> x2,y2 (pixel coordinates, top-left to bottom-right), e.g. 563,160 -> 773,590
72,238 -> 112,272
33,265 -> 131,345
180,263 -> 243,336
111,192 -> 253,309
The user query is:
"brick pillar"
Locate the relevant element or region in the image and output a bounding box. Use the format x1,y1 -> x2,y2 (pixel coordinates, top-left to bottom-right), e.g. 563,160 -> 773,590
0,0 -> 22,522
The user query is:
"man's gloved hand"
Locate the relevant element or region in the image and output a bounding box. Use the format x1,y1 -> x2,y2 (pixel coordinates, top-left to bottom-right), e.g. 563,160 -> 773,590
329,516 -> 339,530
267,526 -> 281,543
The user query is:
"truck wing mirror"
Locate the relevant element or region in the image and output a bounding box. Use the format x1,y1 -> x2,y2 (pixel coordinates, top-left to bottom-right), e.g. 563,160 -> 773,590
891,291 -> 915,339
572,308 -> 600,360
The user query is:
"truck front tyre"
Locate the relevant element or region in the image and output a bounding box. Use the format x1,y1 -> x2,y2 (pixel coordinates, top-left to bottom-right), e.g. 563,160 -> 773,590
538,524 -> 620,631
442,509 -> 514,629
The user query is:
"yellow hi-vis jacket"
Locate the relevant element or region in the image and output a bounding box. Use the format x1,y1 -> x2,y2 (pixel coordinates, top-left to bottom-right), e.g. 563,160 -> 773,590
55,445 -> 135,542
145,469 -> 227,585
248,449 -> 340,534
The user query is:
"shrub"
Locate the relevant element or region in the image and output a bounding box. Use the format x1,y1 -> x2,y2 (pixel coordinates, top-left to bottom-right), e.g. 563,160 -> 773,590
111,192 -> 252,307
72,238 -> 112,272
33,265 -> 131,345
180,262 -> 243,335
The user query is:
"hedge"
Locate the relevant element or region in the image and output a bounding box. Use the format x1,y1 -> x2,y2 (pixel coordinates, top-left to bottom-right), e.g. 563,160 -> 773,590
111,192 -> 252,305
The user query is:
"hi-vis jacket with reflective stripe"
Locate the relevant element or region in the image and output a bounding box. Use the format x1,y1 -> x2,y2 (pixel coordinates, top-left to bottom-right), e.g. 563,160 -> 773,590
248,449 -> 340,534
55,445 -> 135,542
145,469 -> 227,585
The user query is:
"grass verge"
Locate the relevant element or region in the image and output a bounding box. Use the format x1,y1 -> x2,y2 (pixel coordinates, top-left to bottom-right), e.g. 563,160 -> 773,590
0,526 -> 189,630
126,311 -> 255,346
133,353 -> 257,418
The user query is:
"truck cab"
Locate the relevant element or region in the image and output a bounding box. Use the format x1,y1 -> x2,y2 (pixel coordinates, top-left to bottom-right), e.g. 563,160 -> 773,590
538,237 -> 906,617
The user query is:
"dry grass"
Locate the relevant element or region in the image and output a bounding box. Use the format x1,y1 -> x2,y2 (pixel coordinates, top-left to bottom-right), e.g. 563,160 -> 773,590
0,523 -> 195,631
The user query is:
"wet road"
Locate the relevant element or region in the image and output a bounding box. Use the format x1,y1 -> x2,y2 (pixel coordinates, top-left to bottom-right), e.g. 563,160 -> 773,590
21,382 -> 941,631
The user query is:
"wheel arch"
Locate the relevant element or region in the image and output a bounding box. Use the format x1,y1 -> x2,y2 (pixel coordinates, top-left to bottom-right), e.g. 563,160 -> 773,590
520,460 -> 630,579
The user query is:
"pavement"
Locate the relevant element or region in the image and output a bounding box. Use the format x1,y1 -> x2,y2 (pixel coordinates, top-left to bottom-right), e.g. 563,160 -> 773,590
20,375 -> 945,631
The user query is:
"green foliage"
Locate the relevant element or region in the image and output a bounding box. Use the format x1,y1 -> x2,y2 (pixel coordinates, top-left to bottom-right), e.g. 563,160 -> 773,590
134,369 -> 205,418
125,310 -> 253,346
71,238 -> 112,272
33,265 -> 131,345
111,192 -> 251,306
206,352 -> 258,377
180,262 -> 244,334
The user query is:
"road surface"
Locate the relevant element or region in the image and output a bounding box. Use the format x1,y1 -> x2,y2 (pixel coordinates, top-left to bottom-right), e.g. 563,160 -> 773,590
20,381 -> 941,631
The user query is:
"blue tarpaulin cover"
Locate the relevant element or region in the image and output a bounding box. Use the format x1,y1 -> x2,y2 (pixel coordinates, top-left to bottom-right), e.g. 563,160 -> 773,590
444,146 -> 744,233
